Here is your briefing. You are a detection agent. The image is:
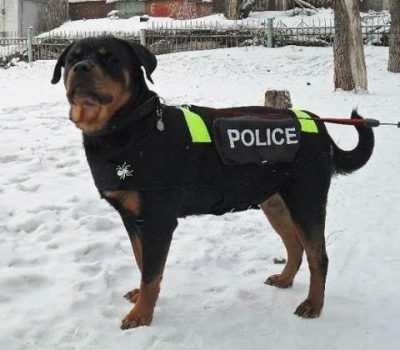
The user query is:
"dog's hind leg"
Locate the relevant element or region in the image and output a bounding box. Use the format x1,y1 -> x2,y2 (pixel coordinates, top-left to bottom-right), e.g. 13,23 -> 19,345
290,214 -> 328,318
261,193 -> 304,288
280,167 -> 330,318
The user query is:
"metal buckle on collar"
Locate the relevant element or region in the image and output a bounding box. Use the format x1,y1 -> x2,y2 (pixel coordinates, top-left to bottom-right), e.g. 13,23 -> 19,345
156,104 -> 164,131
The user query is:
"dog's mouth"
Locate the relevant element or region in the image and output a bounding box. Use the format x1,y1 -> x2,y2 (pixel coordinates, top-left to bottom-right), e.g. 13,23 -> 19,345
67,85 -> 114,106
67,85 -> 115,133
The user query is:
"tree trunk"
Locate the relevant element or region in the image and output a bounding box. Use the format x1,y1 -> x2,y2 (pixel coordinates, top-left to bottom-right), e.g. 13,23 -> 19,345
38,0 -> 69,33
333,0 -> 368,91
213,0 -> 226,13
388,0 -> 400,72
224,0 -> 239,20
283,0 -> 290,11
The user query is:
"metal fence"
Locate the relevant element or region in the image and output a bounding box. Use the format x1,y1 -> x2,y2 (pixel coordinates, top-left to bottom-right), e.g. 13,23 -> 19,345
145,28 -> 269,54
145,15 -> 391,53
33,31 -> 141,61
253,0 -> 333,11
275,15 -> 390,46
0,15 -> 392,66
0,36 -> 29,65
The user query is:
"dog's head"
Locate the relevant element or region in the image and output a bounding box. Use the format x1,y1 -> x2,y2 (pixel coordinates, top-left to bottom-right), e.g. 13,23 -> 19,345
51,37 -> 157,133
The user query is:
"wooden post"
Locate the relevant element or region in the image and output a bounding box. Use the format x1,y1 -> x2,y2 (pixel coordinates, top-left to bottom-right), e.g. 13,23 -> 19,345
265,90 -> 293,109
27,27 -> 33,63
139,29 -> 146,46
267,18 -> 274,48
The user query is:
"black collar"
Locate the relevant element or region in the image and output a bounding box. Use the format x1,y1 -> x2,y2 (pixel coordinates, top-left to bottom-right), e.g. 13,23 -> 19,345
84,93 -> 161,137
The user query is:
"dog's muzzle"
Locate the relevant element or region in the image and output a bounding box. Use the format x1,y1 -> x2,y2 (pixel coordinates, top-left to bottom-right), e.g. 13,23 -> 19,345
67,86 -> 114,105
67,60 -> 114,105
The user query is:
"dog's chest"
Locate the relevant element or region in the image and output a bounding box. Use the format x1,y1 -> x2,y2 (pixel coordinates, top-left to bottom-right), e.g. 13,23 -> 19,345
83,109 -> 190,192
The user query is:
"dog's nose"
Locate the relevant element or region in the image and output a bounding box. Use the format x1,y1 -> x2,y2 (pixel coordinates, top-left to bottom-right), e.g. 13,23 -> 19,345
72,60 -> 94,73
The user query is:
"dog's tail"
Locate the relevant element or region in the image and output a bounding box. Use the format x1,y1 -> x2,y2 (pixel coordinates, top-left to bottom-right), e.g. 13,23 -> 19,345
331,110 -> 374,175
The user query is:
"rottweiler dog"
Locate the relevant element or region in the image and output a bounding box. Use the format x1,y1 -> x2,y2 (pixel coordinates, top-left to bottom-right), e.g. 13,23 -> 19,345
51,37 -> 374,330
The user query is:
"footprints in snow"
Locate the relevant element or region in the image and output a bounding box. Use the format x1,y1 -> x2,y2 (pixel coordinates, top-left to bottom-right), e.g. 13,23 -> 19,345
0,104 -> 90,220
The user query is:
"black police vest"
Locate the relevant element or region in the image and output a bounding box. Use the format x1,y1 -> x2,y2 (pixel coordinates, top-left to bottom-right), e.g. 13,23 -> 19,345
83,101 -> 318,215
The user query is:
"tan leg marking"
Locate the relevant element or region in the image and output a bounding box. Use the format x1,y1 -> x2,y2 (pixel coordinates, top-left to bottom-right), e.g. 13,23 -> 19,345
124,235 -> 143,304
124,288 -> 140,304
293,227 -> 327,318
121,276 -> 162,329
103,191 -> 141,217
261,194 -> 304,288
103,191 -> 142,304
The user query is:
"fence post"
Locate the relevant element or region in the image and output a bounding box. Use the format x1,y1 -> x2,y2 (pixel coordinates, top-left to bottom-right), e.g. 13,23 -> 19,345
27,27 -> 33,63
267,18 -> 274,48
265,90 -> 292,109
139,29 -> 146,46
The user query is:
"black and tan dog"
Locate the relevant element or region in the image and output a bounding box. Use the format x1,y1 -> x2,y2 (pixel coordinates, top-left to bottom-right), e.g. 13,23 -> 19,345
51,37 -> 374,330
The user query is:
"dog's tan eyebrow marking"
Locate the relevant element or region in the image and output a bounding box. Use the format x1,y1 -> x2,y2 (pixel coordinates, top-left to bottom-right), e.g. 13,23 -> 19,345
123,69 -> 130,87
98,47 -> 108,55
73,47 -> 82,55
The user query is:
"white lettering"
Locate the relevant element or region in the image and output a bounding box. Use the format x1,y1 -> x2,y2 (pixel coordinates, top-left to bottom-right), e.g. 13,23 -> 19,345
266,128 -> 271,146
227,129 -> 240,148
226,127 -> 298,148
255,129 -> 267,146
285,127 -> 298,144
271,128 -> 285,145
241,129 -> 255,146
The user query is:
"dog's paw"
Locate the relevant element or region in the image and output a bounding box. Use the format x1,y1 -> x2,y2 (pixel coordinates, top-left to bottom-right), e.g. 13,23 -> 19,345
124,288 -> 140,303
265,274 -> 293,288
121,308 -> 153,330
294,299 -> 322,318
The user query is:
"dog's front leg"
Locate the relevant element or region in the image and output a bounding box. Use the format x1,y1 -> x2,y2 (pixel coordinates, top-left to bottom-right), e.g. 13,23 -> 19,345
120,216 -> 176,329
104,191 -> 178,330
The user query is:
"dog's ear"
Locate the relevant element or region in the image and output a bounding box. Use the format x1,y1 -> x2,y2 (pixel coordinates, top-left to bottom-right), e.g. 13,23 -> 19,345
51,42 -> 75,84
129,43 -> 157,84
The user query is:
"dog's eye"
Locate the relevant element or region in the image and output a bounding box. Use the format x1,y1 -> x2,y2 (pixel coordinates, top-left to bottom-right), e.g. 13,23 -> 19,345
101,54 -> 119,64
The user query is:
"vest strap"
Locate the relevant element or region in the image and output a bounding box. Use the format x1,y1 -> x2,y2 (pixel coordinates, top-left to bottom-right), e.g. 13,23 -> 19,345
181,108 -> 212,143
291,109 -> 319,133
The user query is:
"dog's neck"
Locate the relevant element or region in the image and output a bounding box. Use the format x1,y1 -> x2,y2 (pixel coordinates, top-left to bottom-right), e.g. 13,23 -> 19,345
83,89 -> 160,138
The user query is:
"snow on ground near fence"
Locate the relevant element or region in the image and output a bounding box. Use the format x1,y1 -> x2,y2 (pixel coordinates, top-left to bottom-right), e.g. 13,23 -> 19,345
0,46 -> 399,350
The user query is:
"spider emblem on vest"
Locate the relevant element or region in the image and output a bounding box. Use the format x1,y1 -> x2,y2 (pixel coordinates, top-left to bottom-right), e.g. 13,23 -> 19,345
116,162 -> 134,180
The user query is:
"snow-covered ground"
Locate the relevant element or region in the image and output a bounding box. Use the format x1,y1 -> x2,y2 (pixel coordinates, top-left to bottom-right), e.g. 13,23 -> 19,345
1,45 -> 399,350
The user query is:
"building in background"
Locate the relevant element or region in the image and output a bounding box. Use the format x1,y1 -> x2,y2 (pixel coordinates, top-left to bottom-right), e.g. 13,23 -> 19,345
67,0 -> 390,22
0,0 -> 48,37
360,0 -> 389,12
68,0 -> 113,19
68,0 -> 213,20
